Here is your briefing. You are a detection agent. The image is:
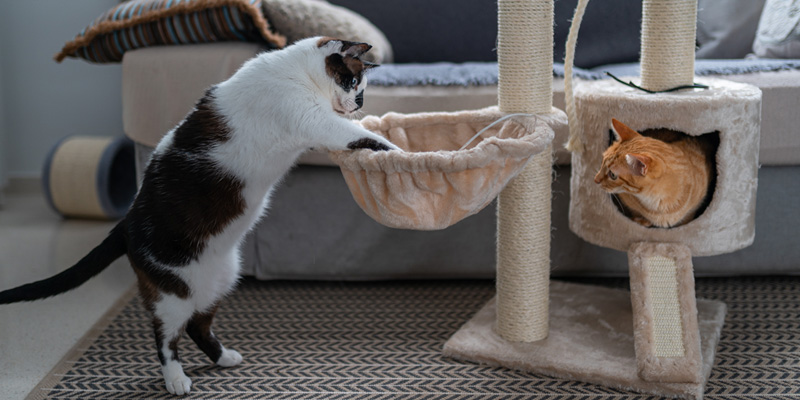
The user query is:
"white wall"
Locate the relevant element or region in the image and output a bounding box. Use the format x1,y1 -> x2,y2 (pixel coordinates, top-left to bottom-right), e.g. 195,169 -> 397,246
0,0 -> 123,178
0,34 -> 7,191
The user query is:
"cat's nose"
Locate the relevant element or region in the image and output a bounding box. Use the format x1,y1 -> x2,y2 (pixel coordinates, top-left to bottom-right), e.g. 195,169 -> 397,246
355,92 -> 364,109
594,173 -> 603,184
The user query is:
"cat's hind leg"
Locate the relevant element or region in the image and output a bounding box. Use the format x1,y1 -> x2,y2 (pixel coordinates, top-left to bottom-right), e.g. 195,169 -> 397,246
186,304 -> 243,367
152,296 -> 196,395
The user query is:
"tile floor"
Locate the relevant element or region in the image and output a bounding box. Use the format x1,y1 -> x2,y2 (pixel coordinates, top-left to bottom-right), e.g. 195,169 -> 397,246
0,181 -> 135,400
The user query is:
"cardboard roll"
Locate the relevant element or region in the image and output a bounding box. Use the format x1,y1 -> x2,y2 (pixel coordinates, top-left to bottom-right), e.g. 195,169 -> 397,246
42,136 -> 136,220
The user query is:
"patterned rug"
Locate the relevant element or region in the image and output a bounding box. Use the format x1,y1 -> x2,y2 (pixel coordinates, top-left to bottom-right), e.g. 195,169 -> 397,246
27,277 -> 800,399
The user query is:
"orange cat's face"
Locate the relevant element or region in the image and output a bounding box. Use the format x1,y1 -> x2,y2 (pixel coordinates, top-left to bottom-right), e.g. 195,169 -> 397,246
594,119 -> 664,195
594,119 -> 715,228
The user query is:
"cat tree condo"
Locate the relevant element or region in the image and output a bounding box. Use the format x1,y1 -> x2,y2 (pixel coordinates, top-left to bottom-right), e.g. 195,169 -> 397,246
335,0 -> 762,398
563,0 -> 761,390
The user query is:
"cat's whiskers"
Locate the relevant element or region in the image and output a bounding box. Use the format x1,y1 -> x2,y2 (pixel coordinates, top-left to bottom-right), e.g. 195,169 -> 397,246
351,109 -> 365,120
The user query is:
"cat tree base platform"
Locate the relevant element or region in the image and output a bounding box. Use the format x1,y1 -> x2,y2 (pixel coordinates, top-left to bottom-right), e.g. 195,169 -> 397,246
443,280 -> 726,399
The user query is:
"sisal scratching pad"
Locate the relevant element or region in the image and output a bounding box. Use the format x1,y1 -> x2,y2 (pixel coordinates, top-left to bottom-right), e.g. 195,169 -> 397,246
443,281 -> 726,400
629,242 -> 702,383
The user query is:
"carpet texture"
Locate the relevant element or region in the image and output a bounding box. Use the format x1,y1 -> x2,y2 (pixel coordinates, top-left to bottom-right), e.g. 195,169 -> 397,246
27,277 -> 800,399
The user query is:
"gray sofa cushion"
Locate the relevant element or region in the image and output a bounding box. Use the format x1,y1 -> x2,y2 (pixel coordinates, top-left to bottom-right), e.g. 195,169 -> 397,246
695,0 -> 766,59
753,0 -> 800,58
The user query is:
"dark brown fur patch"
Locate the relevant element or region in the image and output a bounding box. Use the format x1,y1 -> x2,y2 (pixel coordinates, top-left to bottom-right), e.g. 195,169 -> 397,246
151,317 -> 167,364
131,258 -> 191,302
133,266 -> 161,310
126,86 -> 246,268
347,137 -> 391,151
317,37 -> 372,56
186,305 -> 224,362
317,36 -> 337,47
325,54 -> 369,91
168,336 -> 182,361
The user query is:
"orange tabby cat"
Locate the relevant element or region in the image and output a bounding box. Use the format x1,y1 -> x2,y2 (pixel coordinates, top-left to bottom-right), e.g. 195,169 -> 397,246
594,119 -> 715,228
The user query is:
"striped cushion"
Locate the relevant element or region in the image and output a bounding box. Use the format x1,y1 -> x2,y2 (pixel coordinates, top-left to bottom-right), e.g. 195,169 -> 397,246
55,0 -> 286,63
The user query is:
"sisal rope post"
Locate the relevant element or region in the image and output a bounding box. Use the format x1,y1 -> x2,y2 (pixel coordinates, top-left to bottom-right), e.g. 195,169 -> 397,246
640,0 -> 697,92
495,0 -> 553,342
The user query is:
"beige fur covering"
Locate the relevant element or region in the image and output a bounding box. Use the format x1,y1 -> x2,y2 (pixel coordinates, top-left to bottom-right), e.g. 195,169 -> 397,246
329,107 -> 564,230
443,280 -> 727,399
628,242 -> 703,384
569,78 -> 762,256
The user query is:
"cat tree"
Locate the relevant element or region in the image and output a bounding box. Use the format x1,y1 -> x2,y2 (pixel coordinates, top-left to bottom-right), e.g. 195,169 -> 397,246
335,0 -> 760,398
444,0 -> 760,399
566,0 -> 761,386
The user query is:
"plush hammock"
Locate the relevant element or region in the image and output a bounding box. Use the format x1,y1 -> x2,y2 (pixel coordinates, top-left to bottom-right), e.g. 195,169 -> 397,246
329,106 -> 558,230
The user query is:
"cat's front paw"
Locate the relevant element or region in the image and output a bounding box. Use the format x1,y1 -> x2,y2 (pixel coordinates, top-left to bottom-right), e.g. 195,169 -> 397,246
347,138 -> 395,151
633,216 -> 653,227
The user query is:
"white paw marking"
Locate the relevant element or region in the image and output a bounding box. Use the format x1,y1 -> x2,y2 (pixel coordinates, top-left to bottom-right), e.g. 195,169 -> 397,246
163,361 -> 192,395
217,348 -> 243,367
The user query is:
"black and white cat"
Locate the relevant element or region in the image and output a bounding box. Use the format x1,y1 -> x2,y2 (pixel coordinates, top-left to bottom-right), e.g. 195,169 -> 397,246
0,37 -> 398,395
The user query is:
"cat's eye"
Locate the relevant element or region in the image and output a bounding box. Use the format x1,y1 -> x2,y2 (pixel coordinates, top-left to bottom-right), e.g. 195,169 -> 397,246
351,77 -> 358,87
608,171 -> 617,180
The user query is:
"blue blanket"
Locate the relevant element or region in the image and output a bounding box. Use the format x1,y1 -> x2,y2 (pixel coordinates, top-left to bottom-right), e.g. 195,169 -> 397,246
368,59 -> 800,87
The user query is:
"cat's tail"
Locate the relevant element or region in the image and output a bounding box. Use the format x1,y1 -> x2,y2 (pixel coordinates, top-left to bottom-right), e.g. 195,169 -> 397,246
0,220 -> 127,304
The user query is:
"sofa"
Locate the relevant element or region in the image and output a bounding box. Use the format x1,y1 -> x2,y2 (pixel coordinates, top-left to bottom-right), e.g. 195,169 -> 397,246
117,0 -> 800,279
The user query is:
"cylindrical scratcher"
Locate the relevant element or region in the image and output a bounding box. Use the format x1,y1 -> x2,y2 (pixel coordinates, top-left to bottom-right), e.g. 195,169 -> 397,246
569,78 -> 761,256
43,136 -> 136,220
640,0 -> 697,91
497,0 -> 553,114
495,0 -> 554,342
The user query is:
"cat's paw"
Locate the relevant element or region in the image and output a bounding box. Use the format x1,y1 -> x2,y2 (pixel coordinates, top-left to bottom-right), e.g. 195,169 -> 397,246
633,216 -> 653,227
162,361 -> 192,395
164,372 -> 192,395
217,348 -> 243,367
347,138 -> 396,151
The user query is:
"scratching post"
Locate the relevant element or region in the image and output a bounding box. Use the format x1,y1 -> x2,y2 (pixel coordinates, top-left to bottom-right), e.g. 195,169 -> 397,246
495,0 -> 553,343
629,243 -> 703,384
640,0 -> 697,91
626,1 -> 704,383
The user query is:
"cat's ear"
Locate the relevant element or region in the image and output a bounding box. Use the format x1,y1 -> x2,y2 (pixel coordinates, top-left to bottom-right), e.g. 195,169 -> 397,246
340,41 -> 372,58
611,118 -> 640,142
317,37 -> 372,57
625,153 -> 650,176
